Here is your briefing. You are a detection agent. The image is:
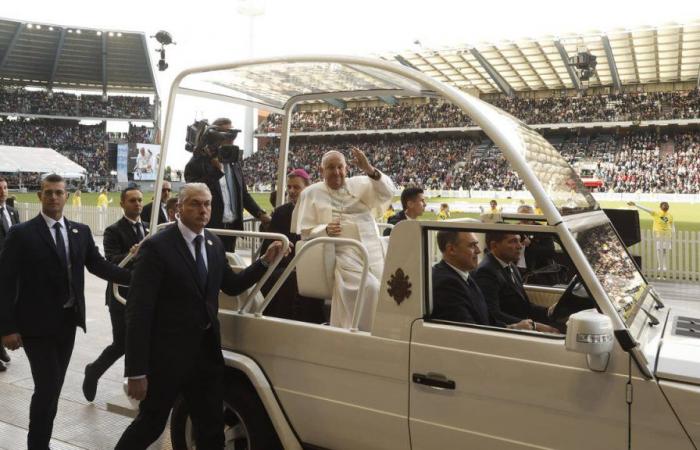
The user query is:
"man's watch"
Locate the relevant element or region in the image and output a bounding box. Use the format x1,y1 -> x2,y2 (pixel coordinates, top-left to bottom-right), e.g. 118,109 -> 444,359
368,169 -> 381,180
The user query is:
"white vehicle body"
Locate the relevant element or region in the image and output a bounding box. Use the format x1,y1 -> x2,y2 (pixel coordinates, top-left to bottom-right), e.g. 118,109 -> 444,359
146,56 -> 700,449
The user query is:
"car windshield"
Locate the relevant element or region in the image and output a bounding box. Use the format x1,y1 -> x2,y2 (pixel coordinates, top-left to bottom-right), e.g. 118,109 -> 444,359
575,222 -> 648,324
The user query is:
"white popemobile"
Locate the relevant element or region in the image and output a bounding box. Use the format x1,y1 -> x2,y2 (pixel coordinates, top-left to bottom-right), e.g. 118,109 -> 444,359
125,56 -> 700,450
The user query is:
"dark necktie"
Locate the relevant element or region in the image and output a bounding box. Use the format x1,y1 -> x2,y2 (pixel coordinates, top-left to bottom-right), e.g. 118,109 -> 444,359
134,223 -> 144,241
0,207 -> 10,234
193,235 -> 208,290
53,222 -> 69,270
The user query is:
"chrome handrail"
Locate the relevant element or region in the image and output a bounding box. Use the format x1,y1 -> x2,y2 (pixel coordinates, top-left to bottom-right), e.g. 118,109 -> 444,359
112,224 -> 289,308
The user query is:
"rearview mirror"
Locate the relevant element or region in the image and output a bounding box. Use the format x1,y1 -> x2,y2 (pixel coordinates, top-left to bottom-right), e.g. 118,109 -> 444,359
565,309 -> 614,372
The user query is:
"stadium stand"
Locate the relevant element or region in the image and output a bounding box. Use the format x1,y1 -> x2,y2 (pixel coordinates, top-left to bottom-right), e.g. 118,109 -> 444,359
244,129 -> 700,194
256,90 -> 700,133
0,17 -> 158,191
0,86 -> 153,119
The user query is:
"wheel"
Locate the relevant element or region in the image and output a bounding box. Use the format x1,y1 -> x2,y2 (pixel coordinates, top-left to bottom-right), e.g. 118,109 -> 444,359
170,378 -> 283,450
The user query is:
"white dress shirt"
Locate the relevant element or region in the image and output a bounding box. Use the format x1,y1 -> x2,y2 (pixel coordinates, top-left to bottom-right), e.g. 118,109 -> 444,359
445,262 -> 471,283
0,202 -> 12,227
40,211 -> 73,307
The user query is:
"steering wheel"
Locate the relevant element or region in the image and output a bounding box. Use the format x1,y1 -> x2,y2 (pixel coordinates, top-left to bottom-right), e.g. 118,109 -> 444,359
549,274 -> 598,332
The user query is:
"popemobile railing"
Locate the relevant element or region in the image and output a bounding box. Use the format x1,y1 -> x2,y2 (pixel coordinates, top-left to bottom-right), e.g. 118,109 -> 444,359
112,226 -> 289,306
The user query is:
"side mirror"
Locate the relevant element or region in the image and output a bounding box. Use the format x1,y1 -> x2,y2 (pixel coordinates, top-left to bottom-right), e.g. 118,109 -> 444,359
565,309 -> 614,372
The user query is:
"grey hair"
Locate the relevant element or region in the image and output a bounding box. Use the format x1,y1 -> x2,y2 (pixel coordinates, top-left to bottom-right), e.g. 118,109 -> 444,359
178,183 -> 211,205
321,150 -> 346,168
517,204 -> 534,214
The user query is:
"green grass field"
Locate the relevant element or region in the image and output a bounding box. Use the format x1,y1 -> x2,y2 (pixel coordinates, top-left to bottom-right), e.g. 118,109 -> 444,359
13,191 -> 700,232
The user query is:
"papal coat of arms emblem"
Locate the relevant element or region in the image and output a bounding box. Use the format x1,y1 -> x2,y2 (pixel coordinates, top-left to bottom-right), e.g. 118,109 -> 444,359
387,268 -> 411,305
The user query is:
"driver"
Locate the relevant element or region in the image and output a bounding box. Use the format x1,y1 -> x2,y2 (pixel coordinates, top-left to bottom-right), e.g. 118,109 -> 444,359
472,231 -> 558,333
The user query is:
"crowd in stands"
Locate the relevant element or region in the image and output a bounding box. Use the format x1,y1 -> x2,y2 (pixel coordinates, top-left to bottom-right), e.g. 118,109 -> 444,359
0,117 -> 155,191
0,86 -> 153,119
243,130 -> 700,194
256,89 -> 700,133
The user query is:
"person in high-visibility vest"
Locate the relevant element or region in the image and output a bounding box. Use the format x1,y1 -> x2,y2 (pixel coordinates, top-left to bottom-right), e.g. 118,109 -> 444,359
628,201 -> 675,272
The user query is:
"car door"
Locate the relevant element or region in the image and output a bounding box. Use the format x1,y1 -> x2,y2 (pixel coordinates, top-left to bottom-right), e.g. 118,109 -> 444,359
408,319 -> 630,449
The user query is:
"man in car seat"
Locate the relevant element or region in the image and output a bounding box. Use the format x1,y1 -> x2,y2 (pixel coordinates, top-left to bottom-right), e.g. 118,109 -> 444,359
472,231 -> 558,333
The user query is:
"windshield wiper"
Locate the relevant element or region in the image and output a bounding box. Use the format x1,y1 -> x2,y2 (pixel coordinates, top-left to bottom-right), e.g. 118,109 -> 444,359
650,288 -> 665,310
639,305 -> 660,327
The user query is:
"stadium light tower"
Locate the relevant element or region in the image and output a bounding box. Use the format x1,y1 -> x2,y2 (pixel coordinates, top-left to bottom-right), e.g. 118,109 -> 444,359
237,0 -> 266,157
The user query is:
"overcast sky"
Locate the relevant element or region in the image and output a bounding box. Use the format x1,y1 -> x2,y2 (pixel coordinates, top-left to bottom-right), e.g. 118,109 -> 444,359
3,0 -> 700,169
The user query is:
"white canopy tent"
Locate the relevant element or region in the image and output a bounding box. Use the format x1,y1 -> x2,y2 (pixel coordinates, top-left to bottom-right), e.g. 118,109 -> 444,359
0,145 -> 86,178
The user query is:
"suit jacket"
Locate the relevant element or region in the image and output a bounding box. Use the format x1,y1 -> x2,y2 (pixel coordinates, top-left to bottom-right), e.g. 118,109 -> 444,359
124,222 -> 267,377
432,260 -> 502,326
383,210 -> 407,236
259,202 -> 298,265
103,217 -> 149,308
184,154 -> 263,230
141,201 -> 167,225
472,252 -> 548,325
0,204 -> 20,249
0,214 -> 131,337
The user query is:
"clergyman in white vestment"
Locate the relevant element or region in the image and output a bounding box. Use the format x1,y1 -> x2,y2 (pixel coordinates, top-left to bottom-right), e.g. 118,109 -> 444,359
291,148 -> 395,330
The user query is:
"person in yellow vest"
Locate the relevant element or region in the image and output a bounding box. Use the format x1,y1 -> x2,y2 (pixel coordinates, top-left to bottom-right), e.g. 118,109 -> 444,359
71,189 -> 83,222
437,203 -> 450,220
71,189 -> 82,207
382,204 -> 395,223
96,188 -> 112,232
628,201 -> 674,272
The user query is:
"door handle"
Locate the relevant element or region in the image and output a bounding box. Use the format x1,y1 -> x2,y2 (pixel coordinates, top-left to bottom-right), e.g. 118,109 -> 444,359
412,372 -> 456,390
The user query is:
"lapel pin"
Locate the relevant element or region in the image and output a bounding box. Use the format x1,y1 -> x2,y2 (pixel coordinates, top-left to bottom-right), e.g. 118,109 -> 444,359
207,239 -> 213,246
72,228 -> 78,234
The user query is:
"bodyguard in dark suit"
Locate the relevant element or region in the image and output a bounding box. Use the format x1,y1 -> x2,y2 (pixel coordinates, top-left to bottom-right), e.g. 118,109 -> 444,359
259,169 -> 324,323
116,182 -> 287,449
383,186 -> 425,236
83,187 -> 148,402
140,180 -> 171,224
0,174 -> 131,450
0,177 -> 19,371
472,231 -> 558,333
184,117 -> 270,251
432,230 -> 539,331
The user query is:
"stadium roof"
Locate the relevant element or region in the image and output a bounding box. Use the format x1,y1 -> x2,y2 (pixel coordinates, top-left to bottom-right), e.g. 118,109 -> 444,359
0,17 -> 156,93
0,145 -> 86,178
391,21 -> 700,94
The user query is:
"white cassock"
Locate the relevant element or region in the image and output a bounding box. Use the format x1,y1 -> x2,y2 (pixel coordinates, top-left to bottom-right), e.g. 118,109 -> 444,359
291,173 -> 395,330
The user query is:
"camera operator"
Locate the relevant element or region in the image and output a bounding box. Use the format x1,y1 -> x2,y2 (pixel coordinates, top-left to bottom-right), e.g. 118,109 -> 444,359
184,117 -> 270,251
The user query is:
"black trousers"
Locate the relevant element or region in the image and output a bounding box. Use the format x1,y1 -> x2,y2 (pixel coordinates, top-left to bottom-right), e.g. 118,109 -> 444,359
89,302 -> 125,379
218,221 -> 240,253
22,308 -> 77,450
115,328 -> 224,450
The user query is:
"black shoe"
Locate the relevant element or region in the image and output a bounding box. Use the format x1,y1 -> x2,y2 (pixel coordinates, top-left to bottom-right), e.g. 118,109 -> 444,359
82,363 -> 98,402
0,346 -> 9,363
0,360 -> 6,372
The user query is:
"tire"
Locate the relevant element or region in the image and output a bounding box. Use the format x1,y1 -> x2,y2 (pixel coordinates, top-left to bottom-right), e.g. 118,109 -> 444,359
170,378 -> 283,450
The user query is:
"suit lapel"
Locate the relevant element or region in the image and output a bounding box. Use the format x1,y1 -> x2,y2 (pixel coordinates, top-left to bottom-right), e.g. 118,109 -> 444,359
65,220 -> 81,270
204,230 -> 218,295
441,261 -> 489,325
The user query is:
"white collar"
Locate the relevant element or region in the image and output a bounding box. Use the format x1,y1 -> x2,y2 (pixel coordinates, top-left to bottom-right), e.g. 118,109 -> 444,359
124,216 -> 142,225
445,261 -> 471,282
40,211 -> 66,229
492,254 -> 512,269
177,219 -> 205,243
